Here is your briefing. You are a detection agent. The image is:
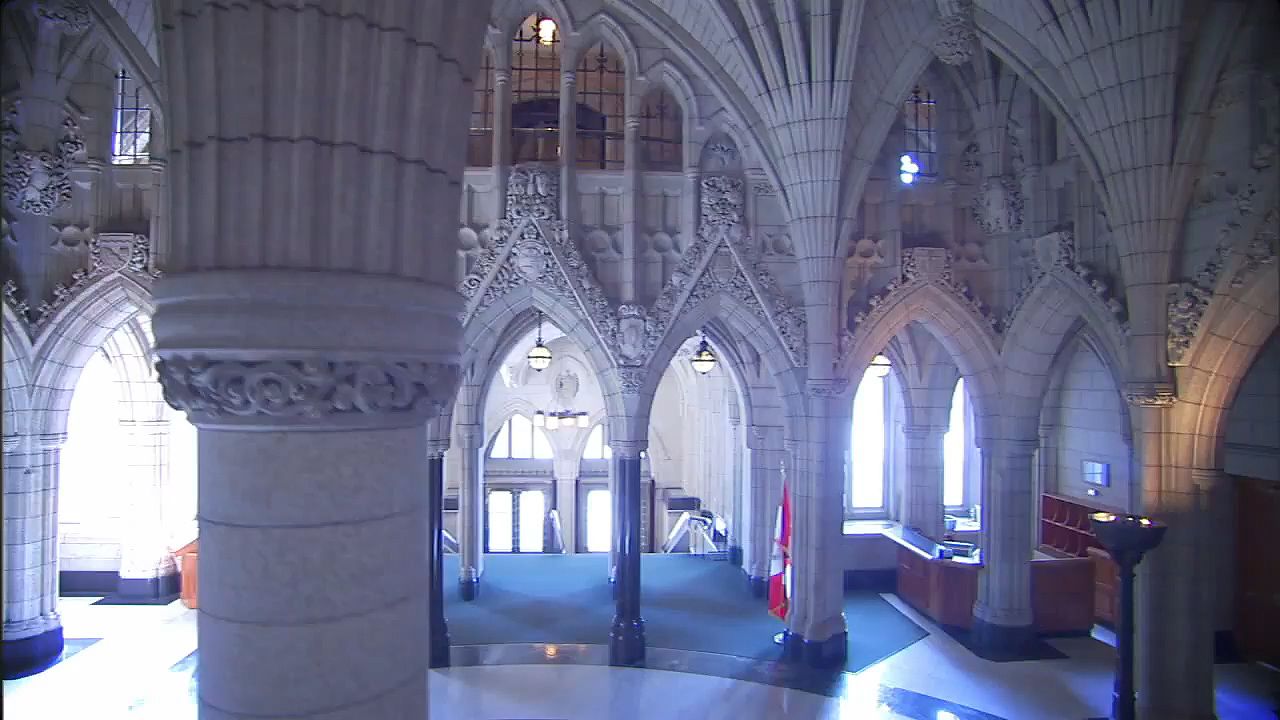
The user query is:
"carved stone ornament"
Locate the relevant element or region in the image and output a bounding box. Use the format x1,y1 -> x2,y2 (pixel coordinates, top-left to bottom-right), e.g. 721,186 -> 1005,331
972,175 -> 1024,235
700,175 -> 745,229
5,234 -> 158,336
616,366 -> 646,395
961,141 -> 982,178
616,303 -> 650,364
34,0 -> 91,34
1167,246 -> 1229,365
553,370 -> 580,405
155,357 -> 460,427
1,102 -> 18,151
932,0 -> 977,66
505,165 -> 559,221
1231,208 -> 1278,288
703,142 -> 739,171
806,378 -> 849,398
2,114 -> 84,217
1002,231 -> 1128,333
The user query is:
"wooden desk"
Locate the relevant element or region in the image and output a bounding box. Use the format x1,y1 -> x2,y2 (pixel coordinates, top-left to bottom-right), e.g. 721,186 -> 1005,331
886,527 -> 1093,633
174,539 -> 198,609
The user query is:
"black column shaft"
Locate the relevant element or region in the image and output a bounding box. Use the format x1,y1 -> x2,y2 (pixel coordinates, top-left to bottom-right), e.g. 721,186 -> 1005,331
609,453 -> 645,666
427,454 -> 450,668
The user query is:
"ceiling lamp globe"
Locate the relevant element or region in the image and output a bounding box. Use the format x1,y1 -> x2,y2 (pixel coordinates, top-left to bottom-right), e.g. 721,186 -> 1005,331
869,353 -> 892,378
690,338 -> 717,375
528,342 -> 552,372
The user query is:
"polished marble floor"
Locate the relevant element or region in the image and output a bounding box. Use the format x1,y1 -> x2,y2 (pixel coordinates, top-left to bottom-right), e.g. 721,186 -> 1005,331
4,596 -> 1276,719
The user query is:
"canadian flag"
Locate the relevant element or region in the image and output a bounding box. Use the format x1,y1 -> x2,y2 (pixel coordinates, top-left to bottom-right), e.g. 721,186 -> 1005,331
768,483 -> 791,621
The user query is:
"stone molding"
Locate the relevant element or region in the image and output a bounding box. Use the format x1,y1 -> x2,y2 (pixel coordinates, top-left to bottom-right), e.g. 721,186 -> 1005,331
156,357 -> 460,430
2,613 -> 62,642
33,0 -> 91,34
806,378 -> 849,398
1124,382 -> 1178,408
971,175 -> 1024,236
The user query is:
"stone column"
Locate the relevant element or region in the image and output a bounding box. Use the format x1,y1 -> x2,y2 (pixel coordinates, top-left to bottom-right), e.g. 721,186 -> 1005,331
2,433 -> 63,678
727,411 -> 744,566
901,425 -> 946,539
155,3 -> 488,717
609,440 -> 645,666
456,424 -> 484,600
558,71 -> 578,220
743,425 -> 779,597
492,66 -> 513,217
1135,405 -> 1217,720
620,117 -> 641,303
114,419 -> 179,601
426,432 -> 450,669
786,386 -> 849,668
972,438 -> 1037,653
552,456 -> 578,553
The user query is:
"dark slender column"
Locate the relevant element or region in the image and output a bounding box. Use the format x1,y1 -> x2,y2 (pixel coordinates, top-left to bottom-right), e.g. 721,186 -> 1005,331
427,453 -> 450,668
1114,555 -> 1136,720
609,450 -> 645,666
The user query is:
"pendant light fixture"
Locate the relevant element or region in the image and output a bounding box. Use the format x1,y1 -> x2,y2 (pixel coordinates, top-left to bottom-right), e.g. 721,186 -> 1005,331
869,353 -> 892,378
690,333 -> 717,375
527,311 -> 552,372
535,16 -> 557,45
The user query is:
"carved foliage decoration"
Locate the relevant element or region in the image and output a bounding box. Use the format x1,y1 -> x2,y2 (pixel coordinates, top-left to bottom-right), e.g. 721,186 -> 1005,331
932,0 -> 977,66
34,0 -> 92,34
1167,246 -> 1229,366
155,358 -> 460,424
2,111 -> 84,217
1231,208 -> 1278,288
1002,230 -> 1128,333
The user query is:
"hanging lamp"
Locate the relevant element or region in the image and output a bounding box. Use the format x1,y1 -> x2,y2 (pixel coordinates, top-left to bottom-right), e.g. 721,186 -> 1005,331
690,333 -> 717,375
527,311 -> 552,372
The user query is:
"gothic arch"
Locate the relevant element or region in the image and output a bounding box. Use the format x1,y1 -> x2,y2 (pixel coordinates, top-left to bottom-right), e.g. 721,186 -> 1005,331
29,273 -> 154,439
492,0 -> 576,39
2,301 -> 34,440
568,12 -> 640,90
641,59 -> 699,169
627,290 -> 805,450
1001,268 -> 1129,430
840,281 -> 1000,441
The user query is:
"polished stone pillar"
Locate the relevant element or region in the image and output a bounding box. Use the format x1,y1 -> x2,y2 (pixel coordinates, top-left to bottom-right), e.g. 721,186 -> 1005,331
552,457 -> 578,553
114,419 -> 179,601
972,438 -> 1037,653
426,437 -> 450,669
901,425 -> 946,540
456,425 -> 484,600
491,65 -> 512,216
155,3 -> 487,715
727,412 -> 744,566
558,71 -> 578,220
743,426 -> 779,597
609,442 -> 645,666
2,433 -> 63,678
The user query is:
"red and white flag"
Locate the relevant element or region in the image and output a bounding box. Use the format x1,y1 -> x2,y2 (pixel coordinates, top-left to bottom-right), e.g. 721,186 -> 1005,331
768,483 -> 791,621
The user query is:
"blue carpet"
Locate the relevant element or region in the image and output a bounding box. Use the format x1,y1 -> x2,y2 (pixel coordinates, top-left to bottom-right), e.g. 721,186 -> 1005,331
443,554 -> 927,672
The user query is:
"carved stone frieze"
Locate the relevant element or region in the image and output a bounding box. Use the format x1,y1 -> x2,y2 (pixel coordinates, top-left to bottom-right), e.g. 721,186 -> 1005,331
34,0 -> 91,34
155,357 -> 460,425
961,141 -> 981,178
1002,231 -> 1128,333
616,366 -> 646,395
700,175 -> 745,229
1,102 -> 18,151
806,378 -> 849,398
932,0 -> 977,66
3,280 -> 29,326
1124,382 -> 1177,408
972,175 -> 1024,235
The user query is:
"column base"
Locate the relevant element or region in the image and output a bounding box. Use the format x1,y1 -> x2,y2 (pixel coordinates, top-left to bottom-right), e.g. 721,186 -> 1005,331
969,618 -> 1037,660
104,573 -> 181,605
608,617 -> 646,667
458,578 -> 479,602
727,546 -> 743,566
780,630 -> 847,669
745,574 -> 768,598
2,625 -> 64,680
429,618 -> 450,669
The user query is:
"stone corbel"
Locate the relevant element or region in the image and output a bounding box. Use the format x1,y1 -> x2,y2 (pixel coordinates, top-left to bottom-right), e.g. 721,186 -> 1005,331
1124,382 -> 1177,408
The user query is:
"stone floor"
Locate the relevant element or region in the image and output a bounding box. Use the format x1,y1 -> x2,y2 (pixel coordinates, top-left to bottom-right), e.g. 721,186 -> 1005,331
3,595 -> 1276,719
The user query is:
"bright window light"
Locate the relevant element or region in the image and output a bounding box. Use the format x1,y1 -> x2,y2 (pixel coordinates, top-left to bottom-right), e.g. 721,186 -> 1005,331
488,490 -> 514,552
518,491 -> 546,552
585,489 -> 612,552
849,365 -> 887,509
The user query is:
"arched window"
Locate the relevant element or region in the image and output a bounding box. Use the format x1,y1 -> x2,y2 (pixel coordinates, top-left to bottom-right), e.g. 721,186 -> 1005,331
900,85 -> 936,183
943,378 -> 980,510
581,423 -> 612,460
60,350 -> 127,569
848,357 -> 892,517
510,14 -> 562,164
639,87 -> 681,171
575,42 -> 626,169
112,68 -> 151,164
489,413 -> 554,459
467,49 -> 495,167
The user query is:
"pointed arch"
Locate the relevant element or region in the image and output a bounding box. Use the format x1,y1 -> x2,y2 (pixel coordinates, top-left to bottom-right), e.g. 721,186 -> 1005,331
2,302 -> 33,440
1001,269 -> 1129,431
840,283 -> 1000,441
30,274 -> 154,439
493,0 -> 576,38
567,12 -> 640,81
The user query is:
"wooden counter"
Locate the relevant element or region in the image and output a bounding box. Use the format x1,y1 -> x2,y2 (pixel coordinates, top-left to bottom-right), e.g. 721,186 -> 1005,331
885,527 -> 1093,633
174,539 -> 198,609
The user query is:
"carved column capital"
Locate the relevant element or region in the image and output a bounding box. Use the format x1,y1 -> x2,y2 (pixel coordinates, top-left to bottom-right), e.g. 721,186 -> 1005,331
610,440 -> 646,459
157,357 -> 461,431
1124,382 -> 1178,408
